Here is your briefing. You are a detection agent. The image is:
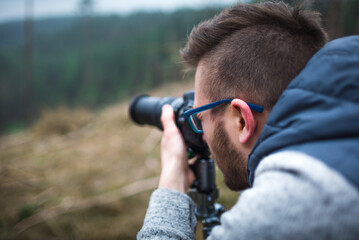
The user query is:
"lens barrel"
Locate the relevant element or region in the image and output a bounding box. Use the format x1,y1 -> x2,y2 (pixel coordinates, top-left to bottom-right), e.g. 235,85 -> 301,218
129,95 -> 176,130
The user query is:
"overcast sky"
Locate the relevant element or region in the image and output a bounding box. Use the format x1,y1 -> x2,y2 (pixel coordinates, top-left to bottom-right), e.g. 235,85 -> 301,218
0,0 -> 244,23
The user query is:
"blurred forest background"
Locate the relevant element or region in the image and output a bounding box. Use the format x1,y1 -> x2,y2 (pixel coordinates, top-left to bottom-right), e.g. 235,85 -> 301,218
1,0 -> 359,133
1,3 -> 221,133
0,0 -> 358,239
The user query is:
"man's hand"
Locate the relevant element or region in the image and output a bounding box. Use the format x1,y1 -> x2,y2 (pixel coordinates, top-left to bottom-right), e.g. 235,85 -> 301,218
158,104 -> 195,193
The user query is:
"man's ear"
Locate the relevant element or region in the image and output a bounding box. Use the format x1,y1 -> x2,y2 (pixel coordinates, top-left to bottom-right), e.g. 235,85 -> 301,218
231,99 -> 255,144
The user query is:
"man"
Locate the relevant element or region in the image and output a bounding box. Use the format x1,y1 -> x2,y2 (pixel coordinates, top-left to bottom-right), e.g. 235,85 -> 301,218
138,1 -> 359,239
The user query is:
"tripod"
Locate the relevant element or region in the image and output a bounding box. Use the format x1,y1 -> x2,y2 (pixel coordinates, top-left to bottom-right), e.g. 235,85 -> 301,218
189,157 -> 225,239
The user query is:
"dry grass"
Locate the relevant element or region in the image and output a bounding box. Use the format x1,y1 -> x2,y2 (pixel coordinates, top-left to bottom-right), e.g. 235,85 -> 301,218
32,107 -> 95,136
0,79 -> 238,240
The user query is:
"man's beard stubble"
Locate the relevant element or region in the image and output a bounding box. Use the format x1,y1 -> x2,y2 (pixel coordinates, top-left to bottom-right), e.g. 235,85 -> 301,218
210,121 -> 250,191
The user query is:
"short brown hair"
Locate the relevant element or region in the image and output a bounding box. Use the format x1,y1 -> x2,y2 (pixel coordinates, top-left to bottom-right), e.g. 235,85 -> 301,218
180,1 -> 328,110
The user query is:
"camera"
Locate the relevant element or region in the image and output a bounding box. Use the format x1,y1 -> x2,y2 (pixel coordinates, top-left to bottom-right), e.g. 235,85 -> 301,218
129,90 -> 209,158
129,90 -> 224,235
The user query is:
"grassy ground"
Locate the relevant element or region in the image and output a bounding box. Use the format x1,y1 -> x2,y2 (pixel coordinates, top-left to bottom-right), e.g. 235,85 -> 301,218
0,80 -> 238,240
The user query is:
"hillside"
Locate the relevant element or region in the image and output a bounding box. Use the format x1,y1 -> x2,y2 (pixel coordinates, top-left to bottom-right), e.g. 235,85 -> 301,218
0,80 -> 238,240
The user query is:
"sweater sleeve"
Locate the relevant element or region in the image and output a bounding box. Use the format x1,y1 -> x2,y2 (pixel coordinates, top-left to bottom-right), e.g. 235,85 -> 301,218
207,151 -> 359,240
137,188 -> 197,240
138,151 -> 359,240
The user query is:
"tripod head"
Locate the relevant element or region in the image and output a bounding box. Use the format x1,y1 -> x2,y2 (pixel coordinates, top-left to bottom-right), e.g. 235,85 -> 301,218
189,157 -> 225,238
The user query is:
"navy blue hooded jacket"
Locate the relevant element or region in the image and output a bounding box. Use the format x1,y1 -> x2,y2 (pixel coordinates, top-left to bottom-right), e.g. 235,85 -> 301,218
248,36 -> 359,190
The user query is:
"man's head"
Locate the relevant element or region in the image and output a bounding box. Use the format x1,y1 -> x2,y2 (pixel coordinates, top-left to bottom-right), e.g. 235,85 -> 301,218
181,2 -> 328,191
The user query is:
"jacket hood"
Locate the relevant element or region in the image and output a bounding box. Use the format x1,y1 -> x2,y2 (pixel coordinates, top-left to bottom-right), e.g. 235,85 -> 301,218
248,36 -> 359,189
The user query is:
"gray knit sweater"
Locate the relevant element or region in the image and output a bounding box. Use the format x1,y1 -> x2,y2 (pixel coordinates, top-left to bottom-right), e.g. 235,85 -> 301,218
137,151 -> 359,239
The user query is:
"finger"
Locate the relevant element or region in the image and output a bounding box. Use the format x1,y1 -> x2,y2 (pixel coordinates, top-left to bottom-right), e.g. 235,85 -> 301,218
161,105 -> 178,132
